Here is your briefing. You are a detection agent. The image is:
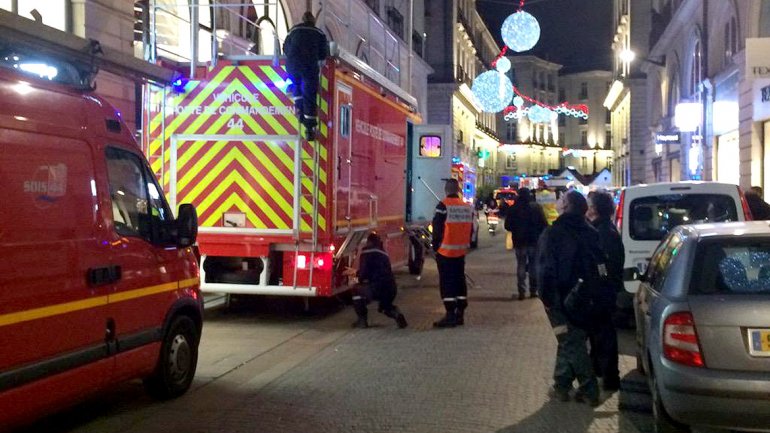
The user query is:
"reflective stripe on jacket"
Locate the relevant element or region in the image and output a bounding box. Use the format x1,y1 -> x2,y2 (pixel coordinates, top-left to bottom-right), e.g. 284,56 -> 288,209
437,197 -> 472,257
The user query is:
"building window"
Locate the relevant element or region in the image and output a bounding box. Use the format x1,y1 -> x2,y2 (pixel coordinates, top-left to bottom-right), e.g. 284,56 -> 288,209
579,82 -> 588,99
386,7 -> 404,39
365,0 -> 380,14
506,122 -> 516,142
4,0 -> 70,31
558,115 -> 565,127
690,39 -> 702,97
506,154 -> 517,170
724,17 -> 738,66
579,116 -> 588,125
605,130 -> 612,149
558,88 -> 565,101
605,110 -> 611,124
581,131 -> 588,146
559,132 -> 565,145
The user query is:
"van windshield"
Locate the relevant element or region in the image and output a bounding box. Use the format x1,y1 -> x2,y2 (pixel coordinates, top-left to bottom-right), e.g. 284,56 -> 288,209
629,194 -> 738,241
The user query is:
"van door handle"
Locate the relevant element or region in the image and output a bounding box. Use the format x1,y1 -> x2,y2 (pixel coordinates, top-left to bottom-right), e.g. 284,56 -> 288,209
88,265 -> 122,286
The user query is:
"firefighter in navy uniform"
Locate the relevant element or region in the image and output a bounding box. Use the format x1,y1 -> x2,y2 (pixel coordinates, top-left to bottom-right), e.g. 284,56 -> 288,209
432,179 -> 473,328
282,11 -> 330,141
344,233 -> 408,329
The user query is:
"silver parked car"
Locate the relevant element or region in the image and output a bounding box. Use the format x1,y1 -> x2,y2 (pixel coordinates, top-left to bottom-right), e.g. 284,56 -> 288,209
635,222 -> 770,433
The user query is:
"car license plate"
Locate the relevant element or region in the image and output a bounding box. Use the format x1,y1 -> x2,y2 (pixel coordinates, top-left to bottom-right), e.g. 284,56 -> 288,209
748,329 -> 770,357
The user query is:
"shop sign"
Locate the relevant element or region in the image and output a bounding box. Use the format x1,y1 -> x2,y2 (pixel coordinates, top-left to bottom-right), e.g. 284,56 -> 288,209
746,38 -> 770,80
762,85 -> 770,102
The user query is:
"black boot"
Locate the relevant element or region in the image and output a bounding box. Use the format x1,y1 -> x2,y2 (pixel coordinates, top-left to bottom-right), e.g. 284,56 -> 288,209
384,306 -> 408,328
456,297 -> 467,326
352,297 -> 368,328
433,300 -> 458,328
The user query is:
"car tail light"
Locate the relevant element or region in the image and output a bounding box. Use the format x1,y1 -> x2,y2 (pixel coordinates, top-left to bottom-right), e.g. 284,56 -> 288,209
615,190 -> 625,233
738,186 -> 753,221
663,312 -> 704,368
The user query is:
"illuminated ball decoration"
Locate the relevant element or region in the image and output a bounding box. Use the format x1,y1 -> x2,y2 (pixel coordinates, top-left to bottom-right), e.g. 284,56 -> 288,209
495,57 -> 511,74
471,70 -> 514,113
527,105 -> 553,124
501,11 -> 540,52
513,96 -> 524,108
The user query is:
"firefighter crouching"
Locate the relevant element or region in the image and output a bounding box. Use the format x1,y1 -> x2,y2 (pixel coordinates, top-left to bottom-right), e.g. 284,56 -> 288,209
432,179 -> 473,328
344,233 -> 408,329
282,11 -> 330,141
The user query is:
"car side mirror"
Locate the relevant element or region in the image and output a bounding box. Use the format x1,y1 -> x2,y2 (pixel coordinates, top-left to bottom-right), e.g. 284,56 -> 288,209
176,204 -> 198,248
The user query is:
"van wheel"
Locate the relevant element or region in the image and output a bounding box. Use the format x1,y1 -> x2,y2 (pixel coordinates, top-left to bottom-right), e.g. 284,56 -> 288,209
651,370 -> 689,433
144,315 -> 199,400
408,238 -> 425,275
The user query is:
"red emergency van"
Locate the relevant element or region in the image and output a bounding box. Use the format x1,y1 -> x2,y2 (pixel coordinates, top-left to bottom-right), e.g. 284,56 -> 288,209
0,51 -> 202,428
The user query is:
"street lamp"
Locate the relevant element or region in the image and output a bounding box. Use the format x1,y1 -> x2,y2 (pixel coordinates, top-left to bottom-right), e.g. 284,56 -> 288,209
619,49 -> 636,63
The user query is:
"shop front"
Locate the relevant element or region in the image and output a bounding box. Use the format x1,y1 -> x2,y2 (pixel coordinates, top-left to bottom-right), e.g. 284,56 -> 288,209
713,72 -> 740,186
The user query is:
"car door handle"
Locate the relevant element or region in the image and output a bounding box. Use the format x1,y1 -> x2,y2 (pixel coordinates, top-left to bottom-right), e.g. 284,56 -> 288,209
88,265 -> 122,286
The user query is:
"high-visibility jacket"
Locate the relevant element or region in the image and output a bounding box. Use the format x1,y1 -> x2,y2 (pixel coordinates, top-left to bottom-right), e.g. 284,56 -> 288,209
436,196 -> 473,258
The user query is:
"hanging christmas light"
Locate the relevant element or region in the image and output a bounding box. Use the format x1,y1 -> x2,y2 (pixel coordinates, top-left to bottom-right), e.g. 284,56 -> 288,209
471,70 -> 514,113
501,11 -> 540,52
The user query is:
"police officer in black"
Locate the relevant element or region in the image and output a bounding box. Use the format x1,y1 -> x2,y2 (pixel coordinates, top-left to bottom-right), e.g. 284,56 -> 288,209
344,233 -> 408,329
283,11 -> 330,141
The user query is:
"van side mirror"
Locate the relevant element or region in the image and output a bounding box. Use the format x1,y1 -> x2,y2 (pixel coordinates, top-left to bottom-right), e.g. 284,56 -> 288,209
176,204 -> 198,248
623,267 -> 643,282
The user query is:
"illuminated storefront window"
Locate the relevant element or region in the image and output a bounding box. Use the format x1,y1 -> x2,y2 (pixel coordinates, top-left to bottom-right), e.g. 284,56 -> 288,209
2,1 -> 68,32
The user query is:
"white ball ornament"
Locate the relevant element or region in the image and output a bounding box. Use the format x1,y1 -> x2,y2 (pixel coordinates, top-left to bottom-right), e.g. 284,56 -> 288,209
471,70 -> 514,113
495,57 -> 511,74
501,11 -> 541,52
513,96 -> 524,108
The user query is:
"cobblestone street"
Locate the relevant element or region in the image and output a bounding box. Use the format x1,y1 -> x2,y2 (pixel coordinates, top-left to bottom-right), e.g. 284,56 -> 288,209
20,227 -> 654,433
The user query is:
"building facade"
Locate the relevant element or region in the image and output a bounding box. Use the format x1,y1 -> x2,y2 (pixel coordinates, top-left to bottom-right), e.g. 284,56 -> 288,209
495,55 -> 562,182
636,0 -> 770,196
604,0 -> 652,187
494,57 -> 613,182
424,0 -> 501,190
559,70 -> 614,175
1,0 -> 432,134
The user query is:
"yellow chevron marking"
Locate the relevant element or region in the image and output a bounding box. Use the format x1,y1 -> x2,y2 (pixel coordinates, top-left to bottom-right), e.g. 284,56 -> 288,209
149,66 -> 235,153
197,174 -> 285,228
202,191 -> 270,228
181,147 -> 294,219
240,68 -> 294,136
148,82 -> 201,133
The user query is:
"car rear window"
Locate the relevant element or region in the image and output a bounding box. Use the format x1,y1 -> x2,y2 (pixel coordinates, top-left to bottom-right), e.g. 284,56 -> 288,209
629,194 -> 738,241
690,239 -> 770,295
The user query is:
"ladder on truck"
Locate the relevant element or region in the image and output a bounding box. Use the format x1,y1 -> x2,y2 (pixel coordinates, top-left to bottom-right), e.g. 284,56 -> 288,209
292,117 -> 321,292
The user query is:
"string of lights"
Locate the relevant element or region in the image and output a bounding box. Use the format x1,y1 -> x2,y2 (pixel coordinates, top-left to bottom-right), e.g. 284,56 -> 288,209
471,0 -> 589,123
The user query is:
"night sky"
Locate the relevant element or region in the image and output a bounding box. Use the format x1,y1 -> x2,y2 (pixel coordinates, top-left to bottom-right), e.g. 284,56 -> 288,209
477,0 -> 613,73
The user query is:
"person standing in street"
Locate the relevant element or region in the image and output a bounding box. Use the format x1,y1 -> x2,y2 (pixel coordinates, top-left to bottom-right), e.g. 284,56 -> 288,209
505,188 -> 548,300
536,190 -> 601,406
746,186 -> 770,220
586,191 -> 623,391
282,11 -> 330,141
432,179 -> 473,328
344,232 -> 408,329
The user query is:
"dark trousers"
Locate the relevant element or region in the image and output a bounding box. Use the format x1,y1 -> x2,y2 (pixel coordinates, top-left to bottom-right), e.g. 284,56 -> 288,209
287,65 -> 320,126
436,254 -> 467,312
588,313 -> 620,384
515,245 -> 537,295
553,323 -> 599,398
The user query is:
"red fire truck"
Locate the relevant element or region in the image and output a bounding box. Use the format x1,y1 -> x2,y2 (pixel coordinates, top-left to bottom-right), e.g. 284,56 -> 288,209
143,48 -> 454,299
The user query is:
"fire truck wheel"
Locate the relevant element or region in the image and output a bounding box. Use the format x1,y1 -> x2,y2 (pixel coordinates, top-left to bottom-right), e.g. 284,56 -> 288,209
144,315 -> 199,400
408,239 -> 424,275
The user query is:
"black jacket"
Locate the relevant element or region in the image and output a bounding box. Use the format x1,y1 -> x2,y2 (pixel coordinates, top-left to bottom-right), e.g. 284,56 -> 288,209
591,217 -> 625,293
505,197 -> 548,246
536,212 -> 602,326
357,247 -> 397,294
283,23 -> 330,73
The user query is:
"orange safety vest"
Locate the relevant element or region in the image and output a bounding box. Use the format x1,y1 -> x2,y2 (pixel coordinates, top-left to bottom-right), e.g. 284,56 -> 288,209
437,196 -> 473,258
